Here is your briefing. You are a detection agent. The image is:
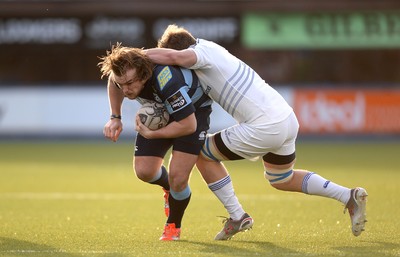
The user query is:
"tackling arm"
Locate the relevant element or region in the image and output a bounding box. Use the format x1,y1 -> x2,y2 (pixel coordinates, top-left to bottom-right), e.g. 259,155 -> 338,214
145,48 -> 197,69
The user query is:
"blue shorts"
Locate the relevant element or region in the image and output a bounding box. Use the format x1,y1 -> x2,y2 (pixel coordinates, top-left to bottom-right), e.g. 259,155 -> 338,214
134,107 -> 211,157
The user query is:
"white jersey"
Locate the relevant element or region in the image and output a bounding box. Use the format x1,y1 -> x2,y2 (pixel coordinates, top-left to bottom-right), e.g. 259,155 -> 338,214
189,39 -> 292,125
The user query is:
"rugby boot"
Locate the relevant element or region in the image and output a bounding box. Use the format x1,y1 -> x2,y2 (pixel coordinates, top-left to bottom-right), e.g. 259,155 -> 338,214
214,213 -> 254,240
160,223 -> 181,241
344,187 -> 368,236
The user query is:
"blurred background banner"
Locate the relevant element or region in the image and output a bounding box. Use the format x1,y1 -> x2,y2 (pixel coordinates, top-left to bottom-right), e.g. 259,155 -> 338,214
0,0 -> 399,138
1,86 -> 399,137
293,88 -> 400,134
0,87 -> 240,137
243,11 -> 400,49
0,87 -> 110,137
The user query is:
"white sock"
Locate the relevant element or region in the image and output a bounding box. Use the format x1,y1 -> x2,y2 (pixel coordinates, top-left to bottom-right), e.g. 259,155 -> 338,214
302,172 -> 351,204
208,175 -> 245,220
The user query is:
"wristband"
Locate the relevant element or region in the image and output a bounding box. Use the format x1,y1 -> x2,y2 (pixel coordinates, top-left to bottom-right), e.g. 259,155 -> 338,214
110,114 -> 122,120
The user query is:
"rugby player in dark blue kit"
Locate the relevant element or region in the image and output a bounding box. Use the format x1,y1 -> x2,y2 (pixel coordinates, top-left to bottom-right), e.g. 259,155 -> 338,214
99,43 -> 212,241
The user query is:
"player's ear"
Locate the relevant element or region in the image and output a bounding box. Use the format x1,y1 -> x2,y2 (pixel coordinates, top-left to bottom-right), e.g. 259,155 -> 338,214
140,79 -> 147,85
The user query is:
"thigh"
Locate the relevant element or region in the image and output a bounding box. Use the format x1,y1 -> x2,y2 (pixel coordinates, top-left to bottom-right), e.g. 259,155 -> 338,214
219,112 -> 299,160
173,107 -> 211,155
202,122 -> 282,161
201,131 -> 244,162
134,133 -> 172,157
262,113 -> 299,167
269,112 -> 299,157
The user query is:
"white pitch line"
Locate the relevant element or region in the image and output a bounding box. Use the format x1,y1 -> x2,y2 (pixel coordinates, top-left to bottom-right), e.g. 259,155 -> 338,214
0,192 -> 305,201
0,192 -> 155,200
0,250 -> 268,256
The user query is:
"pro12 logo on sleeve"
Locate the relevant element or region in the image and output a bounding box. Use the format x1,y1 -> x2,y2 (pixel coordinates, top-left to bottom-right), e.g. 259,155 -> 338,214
166,88 -> 191,112
157,66 -> 172,89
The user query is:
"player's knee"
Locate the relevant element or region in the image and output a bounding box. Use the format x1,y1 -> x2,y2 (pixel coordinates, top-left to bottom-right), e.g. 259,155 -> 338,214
134,170 -> 153,182
133,165 -> 155,182
264,164 -> 294,186
169,174 -> 187,192
263,152 -> 296,186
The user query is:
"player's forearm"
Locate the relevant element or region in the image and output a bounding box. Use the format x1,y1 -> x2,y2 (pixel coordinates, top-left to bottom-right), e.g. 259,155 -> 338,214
145,48 -> 194,68
145,48 -> 177,65
107,79 -> 124,116
151,114 -> 196,138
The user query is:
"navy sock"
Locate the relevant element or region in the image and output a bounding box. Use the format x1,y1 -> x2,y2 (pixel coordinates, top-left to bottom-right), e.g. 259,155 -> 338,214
149,166 -> 170,191
167,193 -> 191,228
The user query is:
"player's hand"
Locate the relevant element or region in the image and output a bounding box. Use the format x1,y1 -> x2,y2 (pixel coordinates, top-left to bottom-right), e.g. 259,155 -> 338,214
103,119 -> 123,142
135,115 -> 154,139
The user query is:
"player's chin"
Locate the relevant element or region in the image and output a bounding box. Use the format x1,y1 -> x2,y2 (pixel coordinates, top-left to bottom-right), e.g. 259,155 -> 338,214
125,94 -> 136,100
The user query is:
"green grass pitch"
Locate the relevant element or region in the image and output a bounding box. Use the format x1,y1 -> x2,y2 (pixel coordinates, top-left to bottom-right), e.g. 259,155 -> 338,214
0,140 -> 399,256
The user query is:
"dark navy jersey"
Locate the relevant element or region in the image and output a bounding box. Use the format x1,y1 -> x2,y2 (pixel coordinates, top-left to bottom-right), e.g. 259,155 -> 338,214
138,65 -> 212,121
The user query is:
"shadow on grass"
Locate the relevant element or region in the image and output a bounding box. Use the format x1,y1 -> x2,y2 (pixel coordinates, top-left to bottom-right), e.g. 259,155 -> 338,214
334,241 -> 400,257
179,239 -> 400,257
178,239 -> 300,256
0,237 -> 79,257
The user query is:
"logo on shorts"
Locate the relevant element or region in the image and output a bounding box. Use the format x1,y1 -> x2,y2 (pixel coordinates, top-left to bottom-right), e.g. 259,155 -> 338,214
198,131 -> 206,141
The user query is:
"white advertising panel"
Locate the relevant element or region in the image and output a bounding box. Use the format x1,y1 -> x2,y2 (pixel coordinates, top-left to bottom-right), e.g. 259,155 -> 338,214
0,86 -> 293,137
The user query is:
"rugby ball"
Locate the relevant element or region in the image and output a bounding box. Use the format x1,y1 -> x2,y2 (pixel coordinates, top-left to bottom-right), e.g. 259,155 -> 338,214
137,101 -> 169,130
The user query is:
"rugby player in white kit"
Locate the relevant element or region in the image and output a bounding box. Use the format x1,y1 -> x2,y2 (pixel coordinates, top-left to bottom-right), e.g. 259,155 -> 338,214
145,24 -> 368,240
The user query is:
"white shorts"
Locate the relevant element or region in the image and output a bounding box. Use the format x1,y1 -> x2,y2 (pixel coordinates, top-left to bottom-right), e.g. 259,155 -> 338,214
203,112 -> 299,161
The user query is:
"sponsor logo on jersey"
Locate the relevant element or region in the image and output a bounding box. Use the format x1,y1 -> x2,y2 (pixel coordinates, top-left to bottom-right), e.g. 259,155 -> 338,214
167,91 -> 187,112
157,66 -> 172,89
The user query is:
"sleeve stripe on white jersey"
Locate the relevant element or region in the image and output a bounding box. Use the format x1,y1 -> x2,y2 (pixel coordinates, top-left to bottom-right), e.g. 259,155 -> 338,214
230,66 -> 255,115
218,61 -> 255,116
218,62 -> 243,106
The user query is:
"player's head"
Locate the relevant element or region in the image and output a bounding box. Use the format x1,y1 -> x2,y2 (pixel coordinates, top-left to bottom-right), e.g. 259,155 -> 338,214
157,24 -> 196,50
99,42 -> 153,80
98,43 -> 153,99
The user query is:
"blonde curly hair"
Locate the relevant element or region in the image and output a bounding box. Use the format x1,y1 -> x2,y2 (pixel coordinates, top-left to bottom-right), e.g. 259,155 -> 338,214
98,42 -> 153,81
